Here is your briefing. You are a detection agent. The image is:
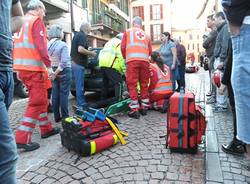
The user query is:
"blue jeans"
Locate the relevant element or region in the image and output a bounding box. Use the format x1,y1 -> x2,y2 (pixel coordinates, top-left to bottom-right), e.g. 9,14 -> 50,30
52,68 -> 72,120
0,71 -> 17,184
231,23 -> 250,144
72,62 -> 87,108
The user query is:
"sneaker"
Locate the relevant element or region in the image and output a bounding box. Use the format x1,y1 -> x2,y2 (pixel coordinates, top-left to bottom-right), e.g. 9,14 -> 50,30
213,106 -> 228,113
41,127 -> 60,139
221,140 -> 246,156
206,97 -> 216,104
17,142 -> 40,152
128,109 -> 140,119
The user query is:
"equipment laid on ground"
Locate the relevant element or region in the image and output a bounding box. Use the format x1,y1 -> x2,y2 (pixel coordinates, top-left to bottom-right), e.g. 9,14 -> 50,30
105,98 -> 131,116
60,107 -> 127,157
166,89 -> 206,154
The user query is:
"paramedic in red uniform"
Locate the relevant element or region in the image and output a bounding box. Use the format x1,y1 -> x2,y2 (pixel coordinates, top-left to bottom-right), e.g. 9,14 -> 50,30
121,16 -> 152,119
13,0 -> 60,152
149,51 -> 173,112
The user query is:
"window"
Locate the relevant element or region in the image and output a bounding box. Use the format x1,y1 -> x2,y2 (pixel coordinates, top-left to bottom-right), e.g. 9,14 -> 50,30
133,6 -> 144,20
150,4 -> 162,20
188,44 -> 190,50
192,43 -> 195,50
197,34 -> 199,40
189,34 -> 193,40
197,43 -> 200,52
151,24 -> 163,41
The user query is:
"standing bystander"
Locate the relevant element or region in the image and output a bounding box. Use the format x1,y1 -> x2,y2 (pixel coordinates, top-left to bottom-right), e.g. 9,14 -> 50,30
222,0 -> 250,160
70,22 -> 96,109
0,0 -> 23,183
203,14 -> 217,100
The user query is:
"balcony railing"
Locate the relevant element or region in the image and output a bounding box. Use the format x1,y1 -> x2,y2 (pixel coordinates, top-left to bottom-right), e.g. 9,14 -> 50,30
92,10 -> 124,33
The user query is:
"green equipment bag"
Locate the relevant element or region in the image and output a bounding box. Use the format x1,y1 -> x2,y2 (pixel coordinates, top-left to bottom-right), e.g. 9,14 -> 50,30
105,98 -> 131,116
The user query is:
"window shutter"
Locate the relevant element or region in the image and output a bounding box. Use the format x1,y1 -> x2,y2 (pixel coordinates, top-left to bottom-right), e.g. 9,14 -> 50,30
161,24 -> 163,34
141,6 -> 144,20
151,25 -> 154,41
150,5 -> 153,20
160,4 -> 163,19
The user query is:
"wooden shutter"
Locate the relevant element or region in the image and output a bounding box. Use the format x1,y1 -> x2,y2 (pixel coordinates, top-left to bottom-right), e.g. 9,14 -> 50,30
150,5 -> 153,20
151,25 -> 154,41
160,4 -> 163,19
161,24 -> 163,34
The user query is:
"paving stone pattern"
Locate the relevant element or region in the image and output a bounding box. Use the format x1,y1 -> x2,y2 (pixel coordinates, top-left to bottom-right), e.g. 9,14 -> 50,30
11,68 -> 248,184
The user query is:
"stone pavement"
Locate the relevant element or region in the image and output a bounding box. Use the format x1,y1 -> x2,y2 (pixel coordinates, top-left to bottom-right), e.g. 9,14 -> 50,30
8,68 -> 250,183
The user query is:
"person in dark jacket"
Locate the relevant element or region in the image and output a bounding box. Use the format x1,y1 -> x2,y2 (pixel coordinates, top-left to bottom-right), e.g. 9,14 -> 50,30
203,14 -> 217,100
212,12 -> 231,113
175,39 -> 186,92
222,0 -> 250,159
219,43 -> 246,156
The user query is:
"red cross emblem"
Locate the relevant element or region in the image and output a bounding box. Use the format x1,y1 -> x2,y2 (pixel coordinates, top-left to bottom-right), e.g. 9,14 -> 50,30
135,31 -> 145,40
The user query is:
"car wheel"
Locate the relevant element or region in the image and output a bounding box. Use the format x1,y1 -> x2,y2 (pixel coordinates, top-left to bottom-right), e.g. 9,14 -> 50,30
15,82 -> 28,98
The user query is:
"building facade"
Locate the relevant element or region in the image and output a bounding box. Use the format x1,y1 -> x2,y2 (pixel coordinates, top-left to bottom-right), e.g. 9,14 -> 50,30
20,0 -> 130,47
172,28 -> 205,63
130,0 -> 172,49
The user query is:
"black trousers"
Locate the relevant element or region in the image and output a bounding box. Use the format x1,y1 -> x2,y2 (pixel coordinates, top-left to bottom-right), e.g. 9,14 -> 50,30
101,67 -> 122,103
227,82 -> 237,140
177,65 -> 185,91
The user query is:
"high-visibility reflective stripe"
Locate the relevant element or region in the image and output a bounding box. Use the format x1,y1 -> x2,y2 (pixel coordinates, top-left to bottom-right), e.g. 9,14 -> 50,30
20,117 -> 37,125
15,42 -> 36,49
141,98 -> 149,103
14,59 -> 45,68
159,78 -> 171,83
39,112 -> 47,118
129,100 -> 140,109
127,53 -> 149,60
17,125 -> 33,132
90,141 -> 96,154
100,49 -> 116,56
113,134 -> 118,145
38,120 -> 49,126
154,86 -> 173,92
127,42 -> 148,49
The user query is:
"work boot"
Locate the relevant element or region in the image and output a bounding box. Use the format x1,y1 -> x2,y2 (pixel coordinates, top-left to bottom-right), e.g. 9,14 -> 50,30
221,139 -> 246,156
41,127 -> 60,139
17,142 -> 40,152
128,109 -> 140,119
139,108 -> 147,116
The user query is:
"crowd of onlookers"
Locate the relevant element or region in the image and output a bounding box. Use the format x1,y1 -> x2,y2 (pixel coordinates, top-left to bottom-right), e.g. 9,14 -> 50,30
202,0 -> 250,169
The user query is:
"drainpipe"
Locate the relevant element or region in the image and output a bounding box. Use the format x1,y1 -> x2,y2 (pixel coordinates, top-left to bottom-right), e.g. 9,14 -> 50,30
70,0 -> 75,32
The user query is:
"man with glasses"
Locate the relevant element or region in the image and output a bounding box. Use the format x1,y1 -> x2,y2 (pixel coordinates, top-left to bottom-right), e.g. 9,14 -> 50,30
13,0 -> 60,152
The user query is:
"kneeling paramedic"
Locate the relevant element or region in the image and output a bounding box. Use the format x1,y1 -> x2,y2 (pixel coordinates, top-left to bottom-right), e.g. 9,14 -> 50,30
99,33 -> 126,104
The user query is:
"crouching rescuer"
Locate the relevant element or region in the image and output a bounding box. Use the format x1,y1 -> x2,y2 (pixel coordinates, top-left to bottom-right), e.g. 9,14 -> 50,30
13,0 -> 60,151
121,16 -> 152,119
98,33 -> 126,104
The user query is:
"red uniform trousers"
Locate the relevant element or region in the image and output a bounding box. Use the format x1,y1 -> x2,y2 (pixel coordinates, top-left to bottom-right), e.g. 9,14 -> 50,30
15,71 -> 53,144
126,61 -> 150,109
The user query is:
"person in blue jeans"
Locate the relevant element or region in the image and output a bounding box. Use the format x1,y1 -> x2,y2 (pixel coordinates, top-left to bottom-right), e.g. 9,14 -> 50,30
48,24 -> 72,122
222,0 -> 250,161
70,23 -> 96,109
0,0 -> 23,183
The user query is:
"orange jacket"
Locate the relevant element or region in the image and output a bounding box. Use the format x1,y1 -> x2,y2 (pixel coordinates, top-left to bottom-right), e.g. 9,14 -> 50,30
121,27 -> 152,63
149,63 -> 173,102
13,14 -> 47,72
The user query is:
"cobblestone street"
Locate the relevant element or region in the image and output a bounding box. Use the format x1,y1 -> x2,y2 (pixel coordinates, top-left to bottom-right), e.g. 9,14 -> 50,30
9,68 -> 250,184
